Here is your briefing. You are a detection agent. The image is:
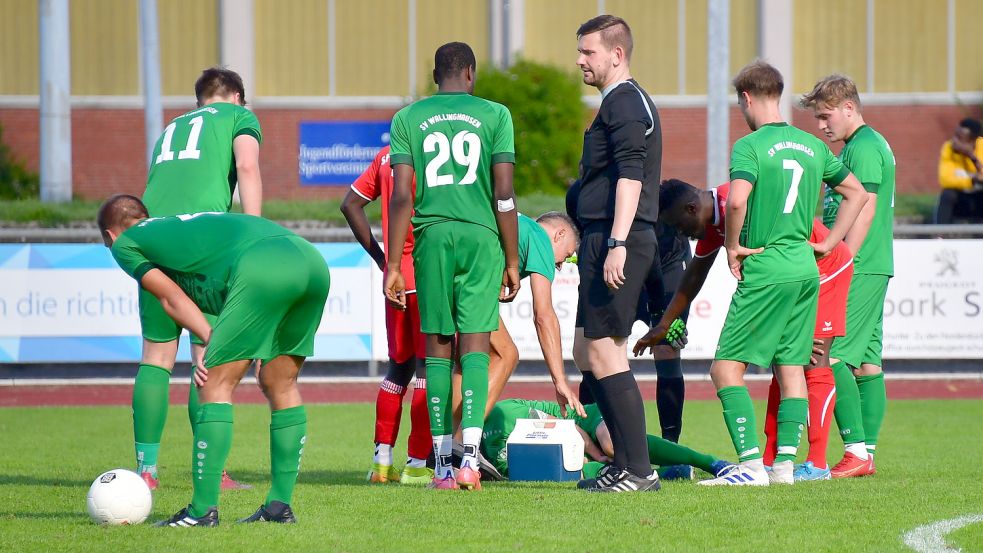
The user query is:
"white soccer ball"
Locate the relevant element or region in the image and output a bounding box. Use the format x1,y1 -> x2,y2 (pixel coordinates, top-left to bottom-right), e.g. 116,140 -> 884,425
86,469 -> 153,525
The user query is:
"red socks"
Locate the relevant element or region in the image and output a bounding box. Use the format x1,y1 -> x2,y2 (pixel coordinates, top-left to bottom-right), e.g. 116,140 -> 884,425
407,379 -> 432,461
763,368 -> 836,469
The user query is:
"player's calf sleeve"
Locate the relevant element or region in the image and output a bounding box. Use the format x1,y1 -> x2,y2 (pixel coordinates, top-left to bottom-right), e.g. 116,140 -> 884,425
267,405 -> 307,507
133,364 -> 170,474
805,367 -> 836,468
459,352 -> 490,431
407,379 -> 432,461
188,379 -> 201,431
762,375 -> 781,466
424,358 -> 453,436
717,386 -> 761,461
190,402 -> 234,518
597,372 -> 652,477
655,359 -> 684,443
775,398 -> 808,463
374,378 -> 407,447
579,370 -> 597,405
856,372 -> 886,455
831,360 -> 866,445
647,434 -> 716,474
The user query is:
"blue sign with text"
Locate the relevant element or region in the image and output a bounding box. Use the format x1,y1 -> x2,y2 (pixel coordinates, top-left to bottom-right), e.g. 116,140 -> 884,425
298,121 -> 390,185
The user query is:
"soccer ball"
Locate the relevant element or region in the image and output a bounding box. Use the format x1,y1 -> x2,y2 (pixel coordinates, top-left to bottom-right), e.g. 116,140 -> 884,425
86,469 -> 152,525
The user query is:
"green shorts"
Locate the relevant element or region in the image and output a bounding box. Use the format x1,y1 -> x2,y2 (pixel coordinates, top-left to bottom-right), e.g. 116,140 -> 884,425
715,278 -> 819,367
204,235 -> 330,368
413,221 -> 504,335
139,287 -> 213,345
830,273 -> 890,368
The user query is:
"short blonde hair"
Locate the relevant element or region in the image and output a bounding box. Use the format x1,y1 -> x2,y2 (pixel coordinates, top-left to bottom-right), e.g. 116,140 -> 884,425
801,74 -> 862,111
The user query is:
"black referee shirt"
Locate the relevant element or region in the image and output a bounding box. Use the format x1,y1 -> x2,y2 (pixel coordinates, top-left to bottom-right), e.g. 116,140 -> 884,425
575,79 -> 662,229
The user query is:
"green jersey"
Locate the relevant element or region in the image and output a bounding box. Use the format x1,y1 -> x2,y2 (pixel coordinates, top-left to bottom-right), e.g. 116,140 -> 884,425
143,102 -> 262,217
518,214 -> 555,281
729,122 -> 849,286
822,125 -> 895,276
110,213 -> 293,315
481,399 -> 603,476
389,91 -> 515,236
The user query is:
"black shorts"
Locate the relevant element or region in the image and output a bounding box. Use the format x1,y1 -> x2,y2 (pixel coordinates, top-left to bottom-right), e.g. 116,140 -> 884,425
576,224 -> 658,339
636,222 -> 693,326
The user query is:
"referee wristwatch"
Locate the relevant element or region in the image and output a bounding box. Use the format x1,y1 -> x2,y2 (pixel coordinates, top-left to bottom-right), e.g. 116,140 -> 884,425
607,238 -> 627,249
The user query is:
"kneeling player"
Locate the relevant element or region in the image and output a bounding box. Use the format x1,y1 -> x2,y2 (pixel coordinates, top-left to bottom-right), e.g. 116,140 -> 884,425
99,195 -> 330,526
480,399 -> 733,482
762,221 -> 853,481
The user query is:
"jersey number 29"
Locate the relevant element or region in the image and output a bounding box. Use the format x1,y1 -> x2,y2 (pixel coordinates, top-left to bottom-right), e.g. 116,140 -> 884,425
155,116 -> 204,165
423,130 -> 481,187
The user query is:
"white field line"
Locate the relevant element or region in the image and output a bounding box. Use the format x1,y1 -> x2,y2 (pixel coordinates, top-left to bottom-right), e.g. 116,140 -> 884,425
902,514 -> 983,553
2,372 -> 982,387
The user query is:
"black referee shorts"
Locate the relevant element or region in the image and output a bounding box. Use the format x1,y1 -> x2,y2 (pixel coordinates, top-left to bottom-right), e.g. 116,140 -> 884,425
576,224 -> 658,339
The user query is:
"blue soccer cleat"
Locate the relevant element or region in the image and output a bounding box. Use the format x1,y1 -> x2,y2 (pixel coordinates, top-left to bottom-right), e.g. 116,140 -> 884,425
709,460 -> 736,477
793,461 -> 831,481
659,464 -> 694,481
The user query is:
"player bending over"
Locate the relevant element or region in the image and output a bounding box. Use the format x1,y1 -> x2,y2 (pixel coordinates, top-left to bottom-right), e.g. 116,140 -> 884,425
99,195 -> 329,526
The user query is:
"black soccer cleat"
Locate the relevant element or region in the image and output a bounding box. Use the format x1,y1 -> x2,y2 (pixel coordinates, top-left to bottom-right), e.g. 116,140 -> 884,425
154,505 -> 219,527
237,501 -> 297,524
589,469 -> 661,493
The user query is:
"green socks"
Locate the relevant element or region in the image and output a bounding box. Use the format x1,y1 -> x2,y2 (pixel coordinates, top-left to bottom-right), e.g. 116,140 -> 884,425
133,364 -> 170,476
188,379 -> 201,432
718,386 -> 761,461
646,434 -> 718,473
775,397 -> 808,463
459,352 -> 490,430
189,402 -> 233,518
831,360 -> 867,444
267,406 -> 307,507
857,372 -> 886,455
425,357 -> 453,435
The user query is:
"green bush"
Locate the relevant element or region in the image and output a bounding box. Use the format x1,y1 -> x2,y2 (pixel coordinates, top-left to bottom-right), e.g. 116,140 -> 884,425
0,123 -> 39,200
474,60 -> 586,196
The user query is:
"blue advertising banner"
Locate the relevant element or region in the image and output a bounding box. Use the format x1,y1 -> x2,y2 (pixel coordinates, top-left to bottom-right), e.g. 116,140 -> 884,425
298,121 -> 390,185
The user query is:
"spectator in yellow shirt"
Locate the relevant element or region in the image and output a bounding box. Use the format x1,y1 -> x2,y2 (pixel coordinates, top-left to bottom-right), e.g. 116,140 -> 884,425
936,118 -> 983,224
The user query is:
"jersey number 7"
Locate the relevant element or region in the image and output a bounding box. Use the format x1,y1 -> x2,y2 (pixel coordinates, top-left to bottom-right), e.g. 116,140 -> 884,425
782,159 -> 804,214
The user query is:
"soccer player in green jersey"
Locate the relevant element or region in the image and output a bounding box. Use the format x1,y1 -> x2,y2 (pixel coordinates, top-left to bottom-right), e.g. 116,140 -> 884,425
385,42 -> 521,491
699,61 -> 867,486
98,195 -> 329,527
480,399 -> 732,481
134,67 -> 262,491
802,75 -> 896,478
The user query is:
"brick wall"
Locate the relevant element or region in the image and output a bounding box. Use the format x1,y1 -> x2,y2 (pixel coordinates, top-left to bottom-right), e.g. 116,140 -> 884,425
1,103 -> 980,200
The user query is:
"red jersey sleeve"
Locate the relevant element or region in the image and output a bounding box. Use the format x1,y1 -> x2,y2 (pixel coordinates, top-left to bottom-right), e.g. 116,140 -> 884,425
693,184 -> 729,258
350,147 -> 387,201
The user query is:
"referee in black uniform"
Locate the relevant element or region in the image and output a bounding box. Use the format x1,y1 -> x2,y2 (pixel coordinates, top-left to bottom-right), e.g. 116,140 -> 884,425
571,14 -> 663,492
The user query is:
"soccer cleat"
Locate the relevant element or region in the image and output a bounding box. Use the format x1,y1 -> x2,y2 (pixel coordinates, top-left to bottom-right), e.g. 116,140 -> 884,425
698,463 -> 769,486
428,474 -> 458,490
709,460 -> 736,478
451,443 -> 505,481
831,452 -> 872,479
140,472 -> 159,491
577,463 -> 620,490
237,501 -> 297,524
589,469 -> 661,493
866,456 -> 876,475
659,464 -> 694,481
768,460 -> 794,484
154,505 -> 219,528
456,466 -> 482,491
220,470 -> 252,490
793,461 -> 831,481
366,463 -> 401,484
399,465 -> 434,485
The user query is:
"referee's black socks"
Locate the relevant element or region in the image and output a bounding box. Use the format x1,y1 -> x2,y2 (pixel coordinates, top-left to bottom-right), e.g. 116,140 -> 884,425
596,371 -> 652,478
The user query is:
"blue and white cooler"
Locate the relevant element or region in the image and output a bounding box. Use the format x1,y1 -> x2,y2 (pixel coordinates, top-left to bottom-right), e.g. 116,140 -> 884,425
506,418 -> 584,481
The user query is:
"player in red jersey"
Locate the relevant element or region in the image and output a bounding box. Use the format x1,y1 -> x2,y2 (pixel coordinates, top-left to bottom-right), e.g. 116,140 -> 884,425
341,145 -> 433,484
762,220 -> 853,481
634,179 -> 853,482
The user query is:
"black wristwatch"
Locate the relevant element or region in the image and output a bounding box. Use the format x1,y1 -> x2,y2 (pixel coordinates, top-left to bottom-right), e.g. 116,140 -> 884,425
607,238 -> 627,249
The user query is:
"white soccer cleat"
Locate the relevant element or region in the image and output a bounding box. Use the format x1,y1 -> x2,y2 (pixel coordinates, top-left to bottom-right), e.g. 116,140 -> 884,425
698,463 -> 769,486
768,460 -> 794,484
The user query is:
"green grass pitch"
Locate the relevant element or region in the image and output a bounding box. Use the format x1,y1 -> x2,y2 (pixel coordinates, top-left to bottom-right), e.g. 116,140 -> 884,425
1,399 -> 981,552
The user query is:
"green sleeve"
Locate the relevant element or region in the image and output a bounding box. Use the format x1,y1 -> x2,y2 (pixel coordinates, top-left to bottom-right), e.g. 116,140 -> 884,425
110,234 -> 154,282
822,144 -> 850,187
518,217 -> 556,281
491,104 -> 516,165
576,404 -> 605,441
388,109 -> 413,166
234,107 -> 262,144
845,148 -> 883,193
728,137 -> 758,185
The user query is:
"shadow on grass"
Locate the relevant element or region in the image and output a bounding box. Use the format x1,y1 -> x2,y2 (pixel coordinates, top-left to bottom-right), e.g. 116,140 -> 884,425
224,469 -> 363,487
0,474 -> 90,488
0,511 -> 90,522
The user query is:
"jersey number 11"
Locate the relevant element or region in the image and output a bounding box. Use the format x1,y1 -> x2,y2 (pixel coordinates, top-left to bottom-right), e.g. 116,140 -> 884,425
155,116 -> 204,165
